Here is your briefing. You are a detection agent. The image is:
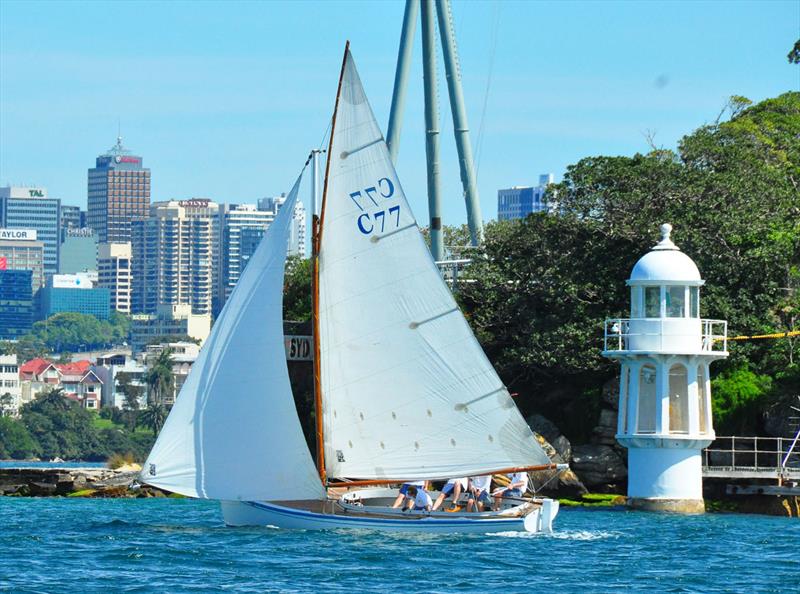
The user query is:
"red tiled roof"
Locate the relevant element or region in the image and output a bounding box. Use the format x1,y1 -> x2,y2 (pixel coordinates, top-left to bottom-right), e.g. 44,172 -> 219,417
20,359 -> 93,380
19,358 -> 53,379
57,360 -> 91,375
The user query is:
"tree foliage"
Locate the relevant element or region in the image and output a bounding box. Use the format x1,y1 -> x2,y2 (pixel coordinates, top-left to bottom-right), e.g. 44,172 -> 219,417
12,312 -> 130,356
0,388 -> 155,461
145,349 -> 174,406
455,92 -> 800,440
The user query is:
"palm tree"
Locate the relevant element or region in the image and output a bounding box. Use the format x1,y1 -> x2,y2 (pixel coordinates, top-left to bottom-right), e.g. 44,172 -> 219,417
138,402 -> 168,436
35,387 -> 71,411
145,348 -> 175,406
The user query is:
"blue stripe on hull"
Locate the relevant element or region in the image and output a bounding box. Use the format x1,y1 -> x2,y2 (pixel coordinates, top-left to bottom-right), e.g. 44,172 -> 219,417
221,500 -> 531,533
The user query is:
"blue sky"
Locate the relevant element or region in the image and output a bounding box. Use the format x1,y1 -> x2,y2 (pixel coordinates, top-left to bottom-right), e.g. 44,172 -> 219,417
1,0 -> 797,228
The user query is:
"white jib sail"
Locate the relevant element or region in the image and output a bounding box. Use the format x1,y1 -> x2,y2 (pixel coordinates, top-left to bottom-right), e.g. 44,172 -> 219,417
142,177 -> 325,501
319,50 -> 550,481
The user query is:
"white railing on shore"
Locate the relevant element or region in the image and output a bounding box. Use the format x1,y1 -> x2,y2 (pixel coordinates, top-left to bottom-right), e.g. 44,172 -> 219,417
703,436 -> 800,479
603,318 -> 727,352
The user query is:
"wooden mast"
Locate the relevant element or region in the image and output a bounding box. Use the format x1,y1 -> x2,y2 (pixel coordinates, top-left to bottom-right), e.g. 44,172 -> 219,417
312,41 -> 350,484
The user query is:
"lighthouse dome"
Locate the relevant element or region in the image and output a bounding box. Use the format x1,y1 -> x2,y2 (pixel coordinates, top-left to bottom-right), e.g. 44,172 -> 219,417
628,224 -> 703,285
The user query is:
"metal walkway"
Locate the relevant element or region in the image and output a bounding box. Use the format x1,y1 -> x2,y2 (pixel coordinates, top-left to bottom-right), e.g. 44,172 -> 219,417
703,435 -> 800,482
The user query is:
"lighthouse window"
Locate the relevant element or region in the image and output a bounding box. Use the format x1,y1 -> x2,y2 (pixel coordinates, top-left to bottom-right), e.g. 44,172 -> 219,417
698,365 -> 709,434
690,287 -> 699,318
631,287 -> 642,317
666,286 -> 686,318
644,287 -> 660,318
637,364 -> 657,433
668,364 -> 689,434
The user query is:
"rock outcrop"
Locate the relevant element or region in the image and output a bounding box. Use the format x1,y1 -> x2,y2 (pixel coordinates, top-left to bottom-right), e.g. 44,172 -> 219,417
571,444 -> 627,492
0,468 -> 142,497
526,414 -> 587,497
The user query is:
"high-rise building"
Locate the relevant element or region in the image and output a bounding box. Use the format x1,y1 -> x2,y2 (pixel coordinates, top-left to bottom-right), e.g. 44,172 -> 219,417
258,194 -> 306,257
59,228 -> 98,274
39,272 -> 110,320
0,186 -> 61,276
218,203 -> 275,311
497,173 -> 555,221
60,205 -> 83,236
97,242 -> 132,314
132,199 -> 219,316
87,137 -> 151,243
0,269 -> 33,339
0,229 -> 45,291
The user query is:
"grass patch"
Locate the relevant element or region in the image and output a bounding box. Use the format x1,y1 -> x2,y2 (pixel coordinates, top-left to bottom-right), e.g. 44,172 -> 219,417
67,489 -> 96,497
559,493 -> 626,507
93,417 -> 119,430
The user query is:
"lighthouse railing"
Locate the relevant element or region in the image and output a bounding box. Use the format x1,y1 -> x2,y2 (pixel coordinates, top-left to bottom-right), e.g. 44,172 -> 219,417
603,318 -> 727,353
703,436 -> 800,480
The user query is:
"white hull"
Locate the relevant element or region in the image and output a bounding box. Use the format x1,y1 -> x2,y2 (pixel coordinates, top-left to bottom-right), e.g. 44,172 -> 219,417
221,495 -> 559,534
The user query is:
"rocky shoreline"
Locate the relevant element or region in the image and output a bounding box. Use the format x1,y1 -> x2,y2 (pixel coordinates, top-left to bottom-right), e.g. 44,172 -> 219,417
0,467 -> 173,498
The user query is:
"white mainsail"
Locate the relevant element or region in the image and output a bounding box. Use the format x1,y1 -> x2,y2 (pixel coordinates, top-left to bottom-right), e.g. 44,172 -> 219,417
318,50 -> 550,481
142,178 -> 325,501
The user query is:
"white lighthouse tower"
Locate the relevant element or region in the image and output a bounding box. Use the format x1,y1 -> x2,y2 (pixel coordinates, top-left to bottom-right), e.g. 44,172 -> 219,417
603,224 -> 728,513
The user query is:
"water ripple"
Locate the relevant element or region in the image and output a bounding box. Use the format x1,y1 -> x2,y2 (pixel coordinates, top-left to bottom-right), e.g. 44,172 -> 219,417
0,498 -> 798,593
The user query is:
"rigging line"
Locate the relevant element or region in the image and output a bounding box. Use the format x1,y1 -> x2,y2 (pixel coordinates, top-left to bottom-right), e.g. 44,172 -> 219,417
474,0 -> 501,181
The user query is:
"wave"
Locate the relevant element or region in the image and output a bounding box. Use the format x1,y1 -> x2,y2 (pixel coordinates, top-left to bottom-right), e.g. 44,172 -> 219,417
491,529 -> 620,540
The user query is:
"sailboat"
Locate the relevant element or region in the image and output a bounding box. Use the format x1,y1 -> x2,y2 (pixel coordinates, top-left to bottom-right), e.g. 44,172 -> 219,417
140,45 -> 563,533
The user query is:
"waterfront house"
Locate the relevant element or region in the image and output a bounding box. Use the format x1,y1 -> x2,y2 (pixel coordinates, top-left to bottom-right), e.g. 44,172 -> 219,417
19,358 -> 103,410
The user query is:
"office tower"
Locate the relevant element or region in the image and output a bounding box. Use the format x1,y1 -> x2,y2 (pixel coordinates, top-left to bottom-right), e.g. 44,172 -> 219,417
0,186 -> 61,276
60,205 -> 82,236
0,229 -> 45,291
87,137 -> 151,243
132,199 -> 219,316
59,228 -> 98,274
97,242 -> 132,314
497,173 -> 555,221
0,269 -> 33,339
257,194 -> 306,257
218,203 -> 275,311
39,272 -> 110,320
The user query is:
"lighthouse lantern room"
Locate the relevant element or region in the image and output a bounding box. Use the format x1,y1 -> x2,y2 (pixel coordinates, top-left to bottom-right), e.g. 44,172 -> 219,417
603,224 -> 728,513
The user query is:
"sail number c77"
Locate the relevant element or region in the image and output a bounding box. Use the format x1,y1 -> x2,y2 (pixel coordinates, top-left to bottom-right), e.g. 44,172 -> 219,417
349,178 -> 401,235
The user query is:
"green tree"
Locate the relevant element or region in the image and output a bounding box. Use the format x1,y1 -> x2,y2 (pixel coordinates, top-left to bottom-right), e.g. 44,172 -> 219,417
712,367 -> 773,434
117,371 -> 143,431
138,403 -> 168,436
145,349 -> 174,406
457,92 -> 799,440
0,417 -> 40,459
788,39 -> 800,64
284,256 -> 311,321
20,387 -> 102,460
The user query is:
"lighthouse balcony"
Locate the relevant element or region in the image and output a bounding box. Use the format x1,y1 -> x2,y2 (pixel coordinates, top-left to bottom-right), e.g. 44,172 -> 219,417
602,318 -> 727,355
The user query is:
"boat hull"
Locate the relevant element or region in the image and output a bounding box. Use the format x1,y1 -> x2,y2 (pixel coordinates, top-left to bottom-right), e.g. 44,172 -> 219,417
220,498 -> 559,534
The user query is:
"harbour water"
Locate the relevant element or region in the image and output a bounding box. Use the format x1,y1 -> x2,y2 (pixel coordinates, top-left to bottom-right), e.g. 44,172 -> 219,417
1,498 -> 797,592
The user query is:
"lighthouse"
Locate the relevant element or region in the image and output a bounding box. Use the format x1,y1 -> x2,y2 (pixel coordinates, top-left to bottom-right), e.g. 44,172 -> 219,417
603,224 -> 728,513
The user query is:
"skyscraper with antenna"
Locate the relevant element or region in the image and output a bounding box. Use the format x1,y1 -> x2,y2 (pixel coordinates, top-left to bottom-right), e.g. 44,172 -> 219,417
87,136 -> 151,243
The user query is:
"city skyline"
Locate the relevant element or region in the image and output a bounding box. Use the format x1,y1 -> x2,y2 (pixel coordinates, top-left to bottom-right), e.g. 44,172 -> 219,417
1,0 -> 797,228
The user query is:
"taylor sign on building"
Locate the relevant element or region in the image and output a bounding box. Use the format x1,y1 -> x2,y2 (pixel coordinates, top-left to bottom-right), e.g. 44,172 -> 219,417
0,229 -> 37,241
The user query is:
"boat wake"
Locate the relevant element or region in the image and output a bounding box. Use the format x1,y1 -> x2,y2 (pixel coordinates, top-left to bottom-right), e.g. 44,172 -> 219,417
491,529 -> 620,540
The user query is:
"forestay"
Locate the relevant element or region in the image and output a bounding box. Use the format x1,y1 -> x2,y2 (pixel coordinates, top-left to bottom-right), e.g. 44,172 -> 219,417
141,178 -> 325,501
318,50 -> 550,481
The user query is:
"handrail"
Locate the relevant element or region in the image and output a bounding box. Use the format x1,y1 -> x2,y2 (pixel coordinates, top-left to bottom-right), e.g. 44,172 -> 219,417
603,318 -> 727,352
703,436 -> 800,479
